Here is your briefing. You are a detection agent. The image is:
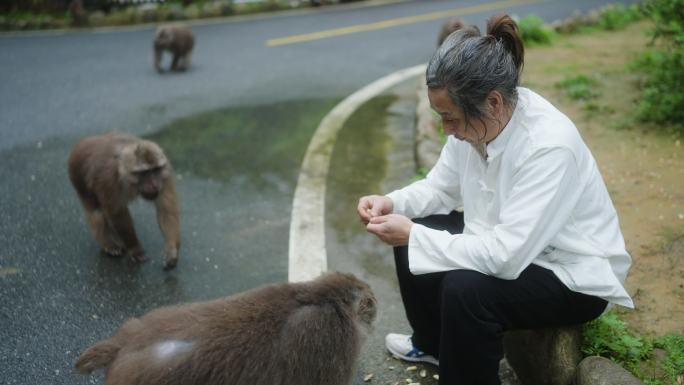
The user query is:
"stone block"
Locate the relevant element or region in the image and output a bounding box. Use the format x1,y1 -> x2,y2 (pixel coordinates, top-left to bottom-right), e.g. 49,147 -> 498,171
575,356 -> 645,385
503,326 -> 583,385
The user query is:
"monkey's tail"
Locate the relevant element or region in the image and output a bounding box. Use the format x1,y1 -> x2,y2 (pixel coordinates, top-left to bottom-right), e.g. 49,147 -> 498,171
75,340 -> 120,374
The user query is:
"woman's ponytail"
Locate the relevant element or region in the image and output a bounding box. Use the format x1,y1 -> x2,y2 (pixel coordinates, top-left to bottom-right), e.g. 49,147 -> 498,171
486,13 -> 524,76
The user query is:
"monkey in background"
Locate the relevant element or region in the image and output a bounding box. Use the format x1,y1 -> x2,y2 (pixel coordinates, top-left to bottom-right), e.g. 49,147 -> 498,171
68,132 -> 180,270
75,272 -> 378,385
154,24 -> 195,73
437,17 -> 466,46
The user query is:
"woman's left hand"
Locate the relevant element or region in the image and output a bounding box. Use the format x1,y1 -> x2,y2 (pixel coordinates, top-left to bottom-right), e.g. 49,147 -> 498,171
366,214 -> 413,246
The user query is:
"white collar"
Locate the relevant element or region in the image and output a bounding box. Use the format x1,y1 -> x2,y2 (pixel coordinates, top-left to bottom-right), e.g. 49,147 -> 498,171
484,96 -> 524,161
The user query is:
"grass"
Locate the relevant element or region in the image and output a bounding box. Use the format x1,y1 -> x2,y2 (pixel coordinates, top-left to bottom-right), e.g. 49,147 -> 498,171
583,313 -> 684,385
555,74 -> 601,101
582,312 -> 652,375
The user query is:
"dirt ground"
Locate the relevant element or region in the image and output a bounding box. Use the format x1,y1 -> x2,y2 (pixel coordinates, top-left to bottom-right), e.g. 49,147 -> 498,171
523,21 -> 683,337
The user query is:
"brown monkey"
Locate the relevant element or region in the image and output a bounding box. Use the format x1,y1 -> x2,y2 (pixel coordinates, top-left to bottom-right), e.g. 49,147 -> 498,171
75,272 -> 377,385
153,24 -> 195,73
68,132 -> 180,270
437,17 -> 466,46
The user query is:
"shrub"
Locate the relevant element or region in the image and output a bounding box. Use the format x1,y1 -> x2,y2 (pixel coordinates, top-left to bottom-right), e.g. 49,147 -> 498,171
518,14 -> 554,46
633,0 -> 684,133
598,3 -> 643,30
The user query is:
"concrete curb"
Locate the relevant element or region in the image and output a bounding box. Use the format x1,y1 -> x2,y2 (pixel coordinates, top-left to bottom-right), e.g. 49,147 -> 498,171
287,63 -> 426,282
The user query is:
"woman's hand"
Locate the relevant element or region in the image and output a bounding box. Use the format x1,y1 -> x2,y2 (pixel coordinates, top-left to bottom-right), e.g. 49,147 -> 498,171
366,214 -> 413,246
357,195 -> 394,225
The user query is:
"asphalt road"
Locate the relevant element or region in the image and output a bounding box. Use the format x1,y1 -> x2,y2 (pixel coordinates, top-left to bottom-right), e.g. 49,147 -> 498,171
0,0 -> 638,383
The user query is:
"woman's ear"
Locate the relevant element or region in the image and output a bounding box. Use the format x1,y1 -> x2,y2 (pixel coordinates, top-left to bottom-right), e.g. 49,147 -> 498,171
486,90 -> 505,116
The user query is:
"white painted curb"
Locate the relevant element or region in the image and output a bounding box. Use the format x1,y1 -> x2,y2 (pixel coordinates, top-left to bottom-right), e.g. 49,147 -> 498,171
288,63 -> 427,282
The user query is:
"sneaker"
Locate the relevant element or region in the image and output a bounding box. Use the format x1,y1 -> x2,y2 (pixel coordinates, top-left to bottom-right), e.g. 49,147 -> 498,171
385,333 -> 439,366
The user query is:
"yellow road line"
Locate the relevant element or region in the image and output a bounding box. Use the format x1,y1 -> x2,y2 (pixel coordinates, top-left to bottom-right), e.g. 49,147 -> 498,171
267,0 -> 546,46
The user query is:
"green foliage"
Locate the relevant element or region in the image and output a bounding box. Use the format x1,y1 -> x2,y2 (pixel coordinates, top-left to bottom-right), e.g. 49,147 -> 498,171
582,312 -> 652,374
598,3 -> 644,30
646,0 -> 684,44
0,0 -> 326,30
555,75 -> 601,101
653,334 -> 684,384
554,3 -> 643,35
412,167 -> 429,182
632,0 -> 684,133
583,312 -> 684,384
1,0 -> 67,14
518,14 -> 555,46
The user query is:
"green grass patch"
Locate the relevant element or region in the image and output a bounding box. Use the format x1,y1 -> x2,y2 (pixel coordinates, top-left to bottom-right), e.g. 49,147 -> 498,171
582,312 -> 652,374
583,312 -> 684,384
555,74 -> 601,101
650,334 -> 684,385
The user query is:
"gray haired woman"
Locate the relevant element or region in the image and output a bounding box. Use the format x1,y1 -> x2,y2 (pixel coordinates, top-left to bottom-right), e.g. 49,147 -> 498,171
357,14 -> 633,385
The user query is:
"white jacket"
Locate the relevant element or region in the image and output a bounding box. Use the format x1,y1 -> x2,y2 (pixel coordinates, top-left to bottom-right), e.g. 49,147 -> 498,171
387,87 -> 633,308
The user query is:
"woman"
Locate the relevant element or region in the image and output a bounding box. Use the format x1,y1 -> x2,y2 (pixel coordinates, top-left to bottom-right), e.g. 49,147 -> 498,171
357,14 -> 633,385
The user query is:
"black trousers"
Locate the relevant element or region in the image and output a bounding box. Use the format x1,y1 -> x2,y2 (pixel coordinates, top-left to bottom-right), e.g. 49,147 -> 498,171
393,212 -> 607,385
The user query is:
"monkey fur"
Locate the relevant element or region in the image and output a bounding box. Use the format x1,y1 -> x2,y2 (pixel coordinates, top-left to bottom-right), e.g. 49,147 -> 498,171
154,24 -> 195,73
437,17 -> 466,46
68,132 -> 180,270
75,272 -> 378,385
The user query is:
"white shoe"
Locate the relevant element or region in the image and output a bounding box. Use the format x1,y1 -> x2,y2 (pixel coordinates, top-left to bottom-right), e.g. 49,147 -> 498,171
385,333 -> 439,366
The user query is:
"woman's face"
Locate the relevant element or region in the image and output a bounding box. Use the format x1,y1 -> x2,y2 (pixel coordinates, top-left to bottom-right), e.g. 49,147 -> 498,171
428,87 -> 501,145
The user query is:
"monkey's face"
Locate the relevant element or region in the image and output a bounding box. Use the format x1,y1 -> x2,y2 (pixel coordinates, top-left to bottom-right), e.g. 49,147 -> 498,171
119,142 -> 169,200
154,29 -> 174,49
355,287 -> 378,328
136,167 -> 165,200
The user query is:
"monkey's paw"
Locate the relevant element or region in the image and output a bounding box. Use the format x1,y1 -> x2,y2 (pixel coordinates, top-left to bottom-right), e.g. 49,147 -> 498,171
102,247 -> 125,258
129,247 -> 148,263
163,249 -> 178,271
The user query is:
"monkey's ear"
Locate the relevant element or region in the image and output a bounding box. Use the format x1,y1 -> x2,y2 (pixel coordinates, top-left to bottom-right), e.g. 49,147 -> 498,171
354,293 -> 377,327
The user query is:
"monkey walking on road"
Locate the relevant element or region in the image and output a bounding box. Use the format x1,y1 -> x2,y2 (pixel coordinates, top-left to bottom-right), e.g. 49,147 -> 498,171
153,24 -> 195,73
68,132 -> 181,270
75,272 -> 378,385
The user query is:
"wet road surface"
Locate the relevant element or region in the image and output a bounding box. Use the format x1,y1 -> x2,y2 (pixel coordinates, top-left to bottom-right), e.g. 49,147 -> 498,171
0,99 -> 337,383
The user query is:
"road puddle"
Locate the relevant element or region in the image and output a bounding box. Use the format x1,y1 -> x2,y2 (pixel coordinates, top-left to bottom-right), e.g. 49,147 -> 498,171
147,97 -> 340,191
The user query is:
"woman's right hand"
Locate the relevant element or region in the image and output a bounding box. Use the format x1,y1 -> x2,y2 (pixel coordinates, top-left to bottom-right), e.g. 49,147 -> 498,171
357,195 -> 394,225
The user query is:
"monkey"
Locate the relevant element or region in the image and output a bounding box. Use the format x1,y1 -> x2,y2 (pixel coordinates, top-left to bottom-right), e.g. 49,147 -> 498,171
437,17 -> 466,47
68,132 -> 180,270
153,24 -> 195,73
75,272 -> 378,385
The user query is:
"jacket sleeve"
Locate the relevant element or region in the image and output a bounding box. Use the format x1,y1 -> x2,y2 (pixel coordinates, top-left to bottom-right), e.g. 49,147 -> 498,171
408,146 -> 584,279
